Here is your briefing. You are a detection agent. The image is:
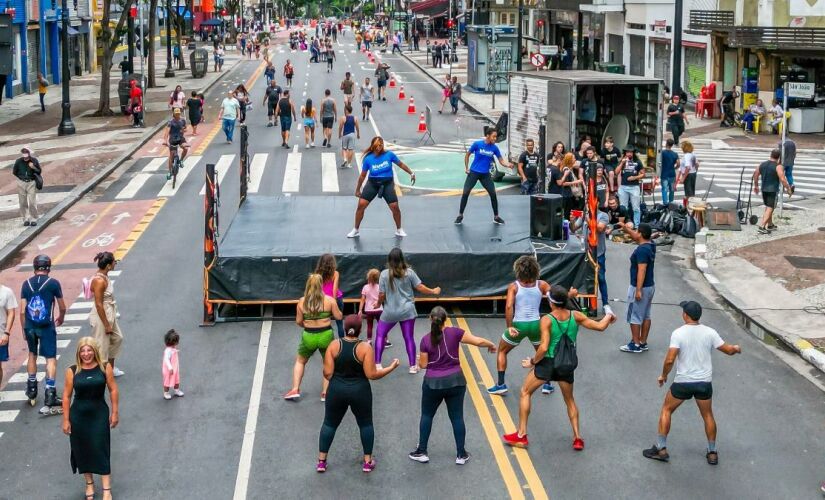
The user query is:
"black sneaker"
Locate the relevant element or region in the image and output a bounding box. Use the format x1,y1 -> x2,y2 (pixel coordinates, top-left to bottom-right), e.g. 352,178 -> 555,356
757,226 -> 770,234
706,450 -> 719,465
642,445 -> 670,462
23,221 -> 30,227
384,341 -> 393,348
454,215 -> 464,225
493,216 -> 505,225
639,343 -> 649,351
767,224 -> 777,230
408,449 -> 429,463
322,139 -> 327,146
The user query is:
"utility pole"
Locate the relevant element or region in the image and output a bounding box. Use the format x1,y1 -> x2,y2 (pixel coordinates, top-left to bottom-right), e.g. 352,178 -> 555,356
516,0 -> 523,71
165,0 -> 175,77
57,0 -> 75,135
671,0 -> 684,95
127,7 -> 136,76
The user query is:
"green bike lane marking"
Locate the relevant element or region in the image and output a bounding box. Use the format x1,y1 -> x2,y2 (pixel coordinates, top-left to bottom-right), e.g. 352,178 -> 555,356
394,152 -> 517,192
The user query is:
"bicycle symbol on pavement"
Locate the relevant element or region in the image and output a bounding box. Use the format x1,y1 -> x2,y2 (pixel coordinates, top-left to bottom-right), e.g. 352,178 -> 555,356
69,213 -> 98,227
82,232 -> 115,248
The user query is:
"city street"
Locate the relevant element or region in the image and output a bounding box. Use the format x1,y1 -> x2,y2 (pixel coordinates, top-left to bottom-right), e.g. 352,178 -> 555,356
1,30 -> 825,500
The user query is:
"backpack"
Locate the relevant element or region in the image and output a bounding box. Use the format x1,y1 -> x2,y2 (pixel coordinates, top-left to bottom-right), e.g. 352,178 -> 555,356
679,215 -> 698,238
552,316 -> 578,377
25,277 -> 53,326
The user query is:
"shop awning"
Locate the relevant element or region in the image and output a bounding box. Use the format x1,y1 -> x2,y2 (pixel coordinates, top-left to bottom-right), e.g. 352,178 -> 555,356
580,3 -> 623,13
411,0 -> 449,16
682,40 -> 706,49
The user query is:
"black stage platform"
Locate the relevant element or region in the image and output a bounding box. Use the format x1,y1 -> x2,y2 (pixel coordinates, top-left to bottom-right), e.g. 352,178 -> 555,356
206,196 -> 593,304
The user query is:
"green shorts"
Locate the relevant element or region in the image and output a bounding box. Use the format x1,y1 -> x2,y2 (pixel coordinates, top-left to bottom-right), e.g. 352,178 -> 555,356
298,328 -> 334,359
502,320 -> 541,346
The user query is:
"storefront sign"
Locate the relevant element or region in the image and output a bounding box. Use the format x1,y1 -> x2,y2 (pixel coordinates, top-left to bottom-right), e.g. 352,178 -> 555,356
654,20 -> 666,35
539,45 -> 558,56
786,81 -> 815,98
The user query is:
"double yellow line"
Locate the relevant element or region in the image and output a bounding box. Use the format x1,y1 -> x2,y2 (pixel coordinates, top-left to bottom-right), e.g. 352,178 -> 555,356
449,310 -> 549,500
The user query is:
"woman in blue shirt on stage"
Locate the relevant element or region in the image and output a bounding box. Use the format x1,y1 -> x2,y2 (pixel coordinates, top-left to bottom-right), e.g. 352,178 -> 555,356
455,127 -> 513,226
347,136 -> 416,239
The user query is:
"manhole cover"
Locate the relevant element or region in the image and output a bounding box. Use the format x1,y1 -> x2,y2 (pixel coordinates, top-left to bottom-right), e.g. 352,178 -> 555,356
785,256 -> 825,270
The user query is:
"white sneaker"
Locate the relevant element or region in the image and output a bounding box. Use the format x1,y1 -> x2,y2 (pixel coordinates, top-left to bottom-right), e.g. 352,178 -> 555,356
409,365 -> 419,374
174,389 -> 185,397
305,143 -> 310,149
311,142 -> 315,148
163,392 -> 172,400
395,228 -> 407,237
347,228 -> 360,238
113,367 -> 125,377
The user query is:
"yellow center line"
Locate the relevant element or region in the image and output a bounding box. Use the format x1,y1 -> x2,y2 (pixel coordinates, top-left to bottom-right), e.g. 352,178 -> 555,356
445,318 -> 525,500
52,202 -> 118,265
454,311 -> 550,500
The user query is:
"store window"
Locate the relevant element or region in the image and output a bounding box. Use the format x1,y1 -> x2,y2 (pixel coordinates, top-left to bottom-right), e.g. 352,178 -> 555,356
13,31 -> 22,86
684,46 -> 707,100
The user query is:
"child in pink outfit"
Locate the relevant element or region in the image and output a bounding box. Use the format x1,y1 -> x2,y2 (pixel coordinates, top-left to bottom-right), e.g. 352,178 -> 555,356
162,329 -> 184,400
358,269 -> 384,344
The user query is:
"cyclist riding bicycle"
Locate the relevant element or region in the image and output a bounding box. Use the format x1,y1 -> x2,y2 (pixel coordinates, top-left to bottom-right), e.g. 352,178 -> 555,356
164,108 -> 189,179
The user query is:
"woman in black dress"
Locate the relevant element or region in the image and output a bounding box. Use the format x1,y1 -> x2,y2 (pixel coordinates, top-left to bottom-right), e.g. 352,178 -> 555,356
186,91 -> 202,136
62,337 -> 119,500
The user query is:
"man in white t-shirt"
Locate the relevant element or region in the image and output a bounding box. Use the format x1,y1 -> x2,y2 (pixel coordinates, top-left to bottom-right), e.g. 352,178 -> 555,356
217,91 -> 241,144
0,283 -> 19,386
643,301 -> 740,465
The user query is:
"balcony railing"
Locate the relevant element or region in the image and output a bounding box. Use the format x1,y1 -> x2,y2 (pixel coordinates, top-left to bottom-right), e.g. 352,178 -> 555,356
729,27 -> 825,50
689,10 -> 734,31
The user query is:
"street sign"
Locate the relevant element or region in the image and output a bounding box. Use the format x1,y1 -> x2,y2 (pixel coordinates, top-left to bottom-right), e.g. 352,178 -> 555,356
539,45 -> 557,56
786,81 -> 815,98
530,53 -> 546,68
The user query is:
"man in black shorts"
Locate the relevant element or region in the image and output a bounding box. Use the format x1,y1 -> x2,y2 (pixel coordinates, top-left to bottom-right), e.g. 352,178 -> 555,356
752,149 -> 790,235
275,90 -> 297,149
643,301 -> 740,465
163,108 -> 189,179
263,79 -> 282,127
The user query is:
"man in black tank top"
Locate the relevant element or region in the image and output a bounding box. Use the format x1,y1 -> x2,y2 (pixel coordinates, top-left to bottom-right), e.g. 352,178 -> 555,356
275,90 -> 297,148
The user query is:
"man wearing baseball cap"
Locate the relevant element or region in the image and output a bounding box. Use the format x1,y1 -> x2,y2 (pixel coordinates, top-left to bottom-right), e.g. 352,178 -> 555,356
163,107 -> 189,180
12,146 -> 42,227
643,300 -> 741,465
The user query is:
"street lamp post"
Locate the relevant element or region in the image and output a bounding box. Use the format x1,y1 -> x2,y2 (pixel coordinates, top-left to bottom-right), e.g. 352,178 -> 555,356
165,0 -> 175,77
516,0 -> 523,71
57,0 -> 75,136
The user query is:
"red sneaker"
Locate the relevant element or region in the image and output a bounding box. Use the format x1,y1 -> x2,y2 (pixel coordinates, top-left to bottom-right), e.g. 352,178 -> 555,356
573,438 -> 584,451
503,432 -> 528,448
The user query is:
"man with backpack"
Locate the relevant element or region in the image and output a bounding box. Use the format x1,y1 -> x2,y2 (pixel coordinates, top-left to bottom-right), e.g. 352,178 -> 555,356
20,254 -> 66,411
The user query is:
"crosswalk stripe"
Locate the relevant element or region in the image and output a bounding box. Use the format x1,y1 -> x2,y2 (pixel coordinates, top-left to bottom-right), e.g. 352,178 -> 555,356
283,150 -> 302,192
9,372 -> 44,383
64,313 -> 89,322
157,155 -> 202,197
200,154 -> 236,195
57,326 -> 81,335
116,173 -> 153,199
321,153 -> 339,192
0,391 -> 28,402
249,153 -> 268,193
0,410 -> 20,422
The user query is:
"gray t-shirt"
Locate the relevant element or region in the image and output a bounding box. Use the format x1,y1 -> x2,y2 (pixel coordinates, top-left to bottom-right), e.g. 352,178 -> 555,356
583,211 -> 611,257
379,268 -> 422,322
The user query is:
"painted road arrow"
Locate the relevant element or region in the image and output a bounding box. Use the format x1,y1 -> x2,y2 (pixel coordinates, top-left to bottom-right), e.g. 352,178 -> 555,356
37,236 -> 61,250
112,212 -> 131,225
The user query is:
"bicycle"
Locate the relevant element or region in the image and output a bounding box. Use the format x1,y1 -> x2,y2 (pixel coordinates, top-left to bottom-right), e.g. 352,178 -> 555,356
167,143 -> 184,189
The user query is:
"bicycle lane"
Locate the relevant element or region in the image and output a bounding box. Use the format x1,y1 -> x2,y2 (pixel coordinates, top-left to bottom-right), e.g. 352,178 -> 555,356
0,198 -> 158,390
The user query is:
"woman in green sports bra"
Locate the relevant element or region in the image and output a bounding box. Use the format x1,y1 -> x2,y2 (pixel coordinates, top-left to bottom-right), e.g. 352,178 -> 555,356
284,274 -> 343,401
503,285 -> 615,451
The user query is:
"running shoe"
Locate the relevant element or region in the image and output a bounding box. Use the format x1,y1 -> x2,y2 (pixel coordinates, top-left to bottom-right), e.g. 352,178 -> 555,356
767,224 -> 777,230
173,389 -> 184,397
316,460 -> 327,473
322,139 -> 327,146
311,142 -> 315,148
408,449 -> 430,463
493,216 -> 505,225
305,143 -> 310,149
346,228 -> 360,238
454,215 -> 464,225
639,343 -> 649,352
706,450 -> 719,465
113,367 -> 125,377
455,453 -> 471,465
643,445 -> 669,462
487,384 -> 508,395
362,459 -> 376,473
163,391 -> 172,400
283,389 -> 301,400
384,341 -> 393,348
395,228 -> 407,237
409,365 -> 420,374
340,162 -> 348,169
619,342 -> 643,353
541,383 -> 555,394
503,432 -> 528,448
573,438 -> 584,451
757,226 -> 771,234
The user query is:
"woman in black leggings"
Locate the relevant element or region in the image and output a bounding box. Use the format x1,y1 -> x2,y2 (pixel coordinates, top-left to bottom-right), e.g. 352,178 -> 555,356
454,127 -> 513,225
317,315 -> 400,473
409,307 -> 496,464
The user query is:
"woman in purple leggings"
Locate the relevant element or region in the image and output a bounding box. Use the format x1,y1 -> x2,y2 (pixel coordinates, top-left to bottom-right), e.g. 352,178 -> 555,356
375,248 -> 441,373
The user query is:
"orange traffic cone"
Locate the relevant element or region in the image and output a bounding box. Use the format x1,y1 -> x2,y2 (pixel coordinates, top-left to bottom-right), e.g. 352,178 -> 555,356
407,97 -> 416,114
417,113 -> 426,133
398,85 -> 406,99
389,76 -> 397,88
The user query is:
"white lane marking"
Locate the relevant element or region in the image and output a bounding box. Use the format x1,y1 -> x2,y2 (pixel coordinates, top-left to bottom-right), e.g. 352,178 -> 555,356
142,157 -> 167,172
0,410 -> 20,422
9,372 -> 44,383
0,391 -> 28,402
64,313 -> 89,322
249,153 -> 268,193
57,339 -> 71,349
157,155 -> 203,197
116,173 -> 154,199
200,154 -> 236,195
37,355 -> 61,365
321,153 -> 339,192
109,270 -> 122,277
232,319 -> 272,500
69,302 -> 93,310
57,326 -> 81,335
282,151 -> 302,192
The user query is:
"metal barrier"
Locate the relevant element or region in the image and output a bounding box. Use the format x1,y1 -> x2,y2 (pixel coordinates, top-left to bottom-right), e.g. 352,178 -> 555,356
239,124 -> 250,206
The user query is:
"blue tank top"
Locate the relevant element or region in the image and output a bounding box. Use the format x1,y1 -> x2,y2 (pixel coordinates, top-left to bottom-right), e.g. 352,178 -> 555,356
343,115 -> 356,135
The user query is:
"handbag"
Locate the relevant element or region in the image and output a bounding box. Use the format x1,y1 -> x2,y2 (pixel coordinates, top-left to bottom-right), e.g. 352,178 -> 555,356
33,172 -> 44,191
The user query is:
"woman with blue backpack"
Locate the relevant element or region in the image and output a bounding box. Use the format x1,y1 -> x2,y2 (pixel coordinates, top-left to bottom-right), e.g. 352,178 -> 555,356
503,285 -> 615,451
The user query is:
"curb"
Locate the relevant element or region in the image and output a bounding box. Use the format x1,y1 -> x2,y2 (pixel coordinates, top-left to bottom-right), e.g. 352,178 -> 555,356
692,228 -> 825,374
0,59 -> 242,271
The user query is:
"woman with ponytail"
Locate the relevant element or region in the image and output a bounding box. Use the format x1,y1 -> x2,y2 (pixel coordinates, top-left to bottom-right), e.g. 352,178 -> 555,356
89,252 -> 125,377
408,307 -> 496,465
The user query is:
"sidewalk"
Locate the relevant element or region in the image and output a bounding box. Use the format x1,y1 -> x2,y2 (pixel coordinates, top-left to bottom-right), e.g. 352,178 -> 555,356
0,43 -> 245,252
693,199 -> 825,375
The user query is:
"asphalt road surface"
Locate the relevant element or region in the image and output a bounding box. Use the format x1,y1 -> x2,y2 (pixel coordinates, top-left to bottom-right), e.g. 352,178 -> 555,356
1,31 -> 824,500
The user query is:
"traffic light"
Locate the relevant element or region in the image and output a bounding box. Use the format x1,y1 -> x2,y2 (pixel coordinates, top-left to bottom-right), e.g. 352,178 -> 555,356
221,8 -> 227,16
447,19 -> 454,29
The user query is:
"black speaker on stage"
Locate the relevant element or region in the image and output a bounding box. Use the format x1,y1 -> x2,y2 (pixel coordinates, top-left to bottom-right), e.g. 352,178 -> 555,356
530,194 -> 563,240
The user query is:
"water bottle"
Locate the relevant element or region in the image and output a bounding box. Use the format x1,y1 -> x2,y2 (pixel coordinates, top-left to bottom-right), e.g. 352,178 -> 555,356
562,219 -> 570,240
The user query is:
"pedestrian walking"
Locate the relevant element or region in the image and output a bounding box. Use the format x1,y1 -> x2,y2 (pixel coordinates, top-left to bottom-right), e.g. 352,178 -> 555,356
358,269 -> 383,344
348,138 -> 417,239
374,63 -> 390,101
338,105 -> 360,169
320,89 -> 338,147
340,72 -> 355,107
779,137 -> 796,197
276,90 -> 297,148
316,254 -> 345,338
317,315 -> 400,473
360,77 -> 374,121
21,254 -> 67,411
409,307 -> 496,465
217,91 -> 240,144
263,79 -> 283,127
186,91 -> 202,135
618,223 -> 656,353
503,285 -> 615,449
62,337 -> 120,500
37,73 -> 48,112
128,80 -> 143,128
412,31 -> 420,51
372,248 -> 441,369
752,149 -> 791,234
517,139 -> 540,195
13,146 -> 42,227
486,256 -> 557,396
438,75 -> 451,113
660,139 -> 680,206
667,94 -> 688,145
283,60 -> 294,89
301,98 -> 317,148
615,147 -> 644,227
89,252 -> 125,377
392,32 -> 401,54
433,42 -> 442,68
214,45 -> 225,72
455,127 -> 512,225
173,43 -> 181,66
326,42 -> 336,72
642,301 -> 741,465
234,84 -> 250,124
284,274 -> 343,401
0,278 -> 18,388
162,329 -> 184,400
674,140 -> 698,208
169,85 -> 186,112
264,62 -> 275,85
449,76 -> 462,114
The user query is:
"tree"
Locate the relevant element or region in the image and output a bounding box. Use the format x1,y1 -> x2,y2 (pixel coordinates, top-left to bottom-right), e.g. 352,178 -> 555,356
94,0 -> 135,116
169,0 -> 194,70
147,0 -> 159,88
